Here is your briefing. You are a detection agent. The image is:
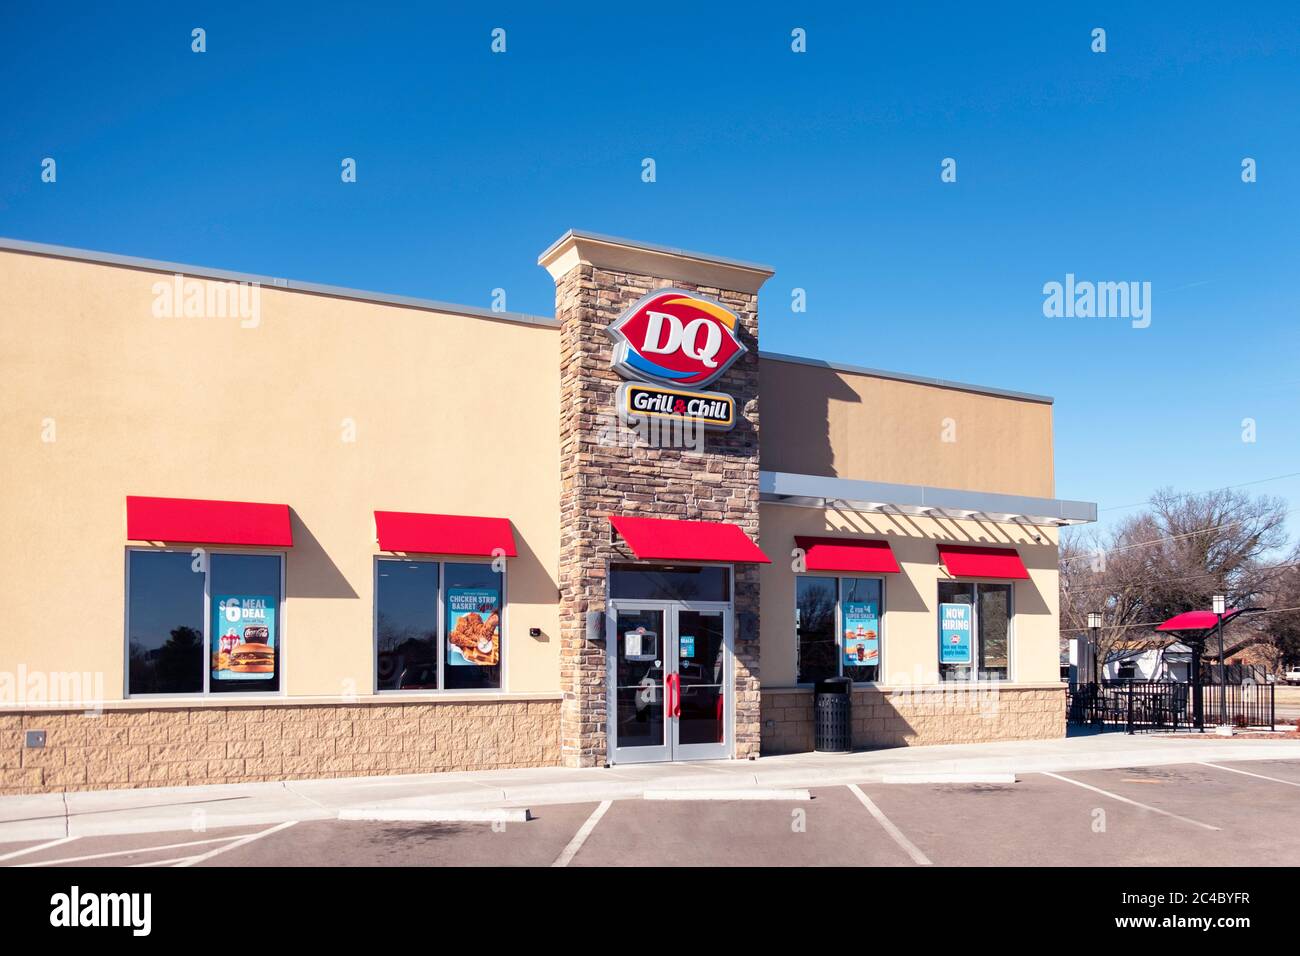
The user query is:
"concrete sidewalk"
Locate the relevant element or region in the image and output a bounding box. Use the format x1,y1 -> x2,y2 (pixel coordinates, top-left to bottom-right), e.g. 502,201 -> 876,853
4,733 -> 1299,842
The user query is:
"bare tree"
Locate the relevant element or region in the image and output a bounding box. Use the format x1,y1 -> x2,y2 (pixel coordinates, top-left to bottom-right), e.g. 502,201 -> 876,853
1061,488 -> 1293,671
1259,556 -> 1300,669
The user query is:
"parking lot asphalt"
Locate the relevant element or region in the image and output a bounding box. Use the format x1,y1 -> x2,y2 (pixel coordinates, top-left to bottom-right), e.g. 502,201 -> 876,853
4,759 -> 1298,867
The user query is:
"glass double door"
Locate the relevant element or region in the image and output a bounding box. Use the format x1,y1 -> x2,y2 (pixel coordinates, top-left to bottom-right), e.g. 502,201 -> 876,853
608,602 -> 732,764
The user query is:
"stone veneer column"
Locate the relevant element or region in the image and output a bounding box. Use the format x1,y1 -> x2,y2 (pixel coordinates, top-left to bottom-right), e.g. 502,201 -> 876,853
540,232 -> 774,767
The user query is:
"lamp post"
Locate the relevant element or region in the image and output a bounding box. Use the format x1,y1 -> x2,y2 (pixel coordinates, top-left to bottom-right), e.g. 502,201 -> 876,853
1084,611 -> 1102,725
1086,612 -> 1102,685
1213,594 -> 1228,734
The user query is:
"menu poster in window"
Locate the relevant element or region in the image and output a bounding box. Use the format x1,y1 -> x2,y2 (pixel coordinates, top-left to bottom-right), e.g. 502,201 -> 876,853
625,628 -> 657,661
446,587 -> 500,666
842,600 -> 880,667
211,595 -> 276,680
940,602 -> 972,664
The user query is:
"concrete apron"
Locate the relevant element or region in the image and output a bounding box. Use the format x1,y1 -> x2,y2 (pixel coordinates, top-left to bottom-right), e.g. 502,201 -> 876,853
3,735 -> 1299,842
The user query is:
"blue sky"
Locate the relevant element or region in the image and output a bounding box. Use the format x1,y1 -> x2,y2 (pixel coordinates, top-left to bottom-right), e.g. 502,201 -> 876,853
2,3 -> 1297,539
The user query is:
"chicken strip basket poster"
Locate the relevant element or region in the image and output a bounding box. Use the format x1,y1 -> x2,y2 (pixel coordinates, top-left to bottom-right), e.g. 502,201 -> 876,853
446,586 -> 501,666
212,595 -> 277,680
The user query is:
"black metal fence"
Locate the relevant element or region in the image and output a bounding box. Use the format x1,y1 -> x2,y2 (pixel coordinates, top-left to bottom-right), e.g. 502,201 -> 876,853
1067,680 -> 1275,733
1201,682 -> 1276,729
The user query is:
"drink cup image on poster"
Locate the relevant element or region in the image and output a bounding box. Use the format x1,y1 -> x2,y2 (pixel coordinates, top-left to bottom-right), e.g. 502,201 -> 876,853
211,596 -> 276,680
446,586 -> 500,666
842,601 -> 879,666
939,602 -> 972,664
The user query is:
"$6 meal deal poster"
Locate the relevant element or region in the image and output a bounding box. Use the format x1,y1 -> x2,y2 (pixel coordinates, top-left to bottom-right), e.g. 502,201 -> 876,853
939,602 -> 972,664
211,595 -> 277,680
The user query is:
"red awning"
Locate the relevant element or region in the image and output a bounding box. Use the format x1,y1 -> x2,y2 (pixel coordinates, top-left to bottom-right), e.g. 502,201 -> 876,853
609,516 -> 771,564
1156,609 -> 1241,632
793,536 -> 900,574
937,544 -> 1029,580
126,495 -> 293,547
375,511 -> 517,557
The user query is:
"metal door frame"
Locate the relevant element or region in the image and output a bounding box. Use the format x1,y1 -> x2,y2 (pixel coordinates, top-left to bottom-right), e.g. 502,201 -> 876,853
606,598 -> 734,765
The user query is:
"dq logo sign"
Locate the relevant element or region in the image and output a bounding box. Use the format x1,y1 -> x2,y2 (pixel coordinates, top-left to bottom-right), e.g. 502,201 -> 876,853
607,288 -> 746,388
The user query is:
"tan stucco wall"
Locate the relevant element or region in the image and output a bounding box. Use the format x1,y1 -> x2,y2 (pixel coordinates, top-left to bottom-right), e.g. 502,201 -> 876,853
759,357 -> 1055,497
758,502 -> 1061,688
0,250 -> 562,703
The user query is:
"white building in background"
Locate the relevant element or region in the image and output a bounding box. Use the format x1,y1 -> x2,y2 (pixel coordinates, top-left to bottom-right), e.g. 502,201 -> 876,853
1103,642 -> 1193,682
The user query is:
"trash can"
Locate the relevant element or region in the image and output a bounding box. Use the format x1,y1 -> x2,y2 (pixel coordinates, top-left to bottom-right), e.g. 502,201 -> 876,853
814,676 -> 853,753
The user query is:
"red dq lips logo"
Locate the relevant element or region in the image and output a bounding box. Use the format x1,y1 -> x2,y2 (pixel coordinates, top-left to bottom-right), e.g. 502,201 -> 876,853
607,288 -> 746,388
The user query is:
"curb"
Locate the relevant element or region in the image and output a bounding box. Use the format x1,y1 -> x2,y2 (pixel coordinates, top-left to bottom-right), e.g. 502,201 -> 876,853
3,739 -> 1299,842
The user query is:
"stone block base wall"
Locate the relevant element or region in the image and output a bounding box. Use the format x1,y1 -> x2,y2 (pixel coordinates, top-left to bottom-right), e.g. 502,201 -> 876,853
761,684 -> 1065,754
0,697 -> 561,795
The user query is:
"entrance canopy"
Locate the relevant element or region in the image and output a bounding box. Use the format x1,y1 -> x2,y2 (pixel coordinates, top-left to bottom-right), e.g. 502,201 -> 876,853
609,515 -> 771,564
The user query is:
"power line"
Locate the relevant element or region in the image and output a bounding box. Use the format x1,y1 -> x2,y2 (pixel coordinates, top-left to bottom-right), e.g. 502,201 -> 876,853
1061,560 -> 1300,596
1098,471 -> 1300,513
1060,505 -> 1300,566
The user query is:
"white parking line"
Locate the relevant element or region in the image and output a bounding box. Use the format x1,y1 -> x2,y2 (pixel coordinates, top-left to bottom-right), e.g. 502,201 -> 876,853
1039,772 -> 1221,831
131,856 -> 200,867
0,836 -> 78,863
882,773 -> 1016,785
16,834 -> 251,867
846,785 -> 932,866
643,789 -> 811,801
551,800 -> 611,868
1198,762 -> 1300,788
177,820 -> 298,867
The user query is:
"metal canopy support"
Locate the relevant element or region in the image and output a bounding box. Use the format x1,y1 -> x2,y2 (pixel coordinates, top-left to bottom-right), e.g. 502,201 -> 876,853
758,471 -> 1097,526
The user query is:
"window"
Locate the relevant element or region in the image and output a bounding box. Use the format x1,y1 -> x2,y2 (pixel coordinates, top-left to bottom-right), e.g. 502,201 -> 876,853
127,551 -> 205,695
127,549 -> 283,696
609,564 -> 730,602
795,577 -> 837,684
375,558 -> 503,692
796,576 -> 884,684
1117,661 -> 1137,681
841,577 -> 882,683
444,562 -> 503,690
938,581 -> 1012,681
375,560 -> 439,690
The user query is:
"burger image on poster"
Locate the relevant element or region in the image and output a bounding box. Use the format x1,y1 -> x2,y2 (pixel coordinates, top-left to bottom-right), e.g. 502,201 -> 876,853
229,642 -> 275,673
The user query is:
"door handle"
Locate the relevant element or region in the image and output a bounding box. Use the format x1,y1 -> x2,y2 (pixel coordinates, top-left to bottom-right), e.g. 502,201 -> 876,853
667,673 -> 681,718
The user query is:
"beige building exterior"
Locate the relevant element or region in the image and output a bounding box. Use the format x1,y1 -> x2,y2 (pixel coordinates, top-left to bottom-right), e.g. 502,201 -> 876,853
0,231 -> 1094,795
